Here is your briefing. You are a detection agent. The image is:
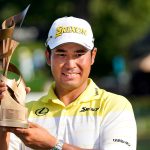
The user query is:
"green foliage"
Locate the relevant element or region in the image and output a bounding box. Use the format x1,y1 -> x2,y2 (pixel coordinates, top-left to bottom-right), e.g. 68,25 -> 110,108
90,0 -> 150,48
130,96 -> 150,150
89,0 -> 150,76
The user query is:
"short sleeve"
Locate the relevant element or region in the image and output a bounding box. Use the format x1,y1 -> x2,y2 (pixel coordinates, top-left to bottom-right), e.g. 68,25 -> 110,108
9,133 -> 22,150
100,96 -> 137,150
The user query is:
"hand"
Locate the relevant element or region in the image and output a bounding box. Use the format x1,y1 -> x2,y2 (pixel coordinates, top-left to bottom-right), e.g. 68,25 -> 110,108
0,82 -> 7,101
8,122 -> 57,149
0,81 -> 31,102
0,82 -> 31,150
25,87 -> 31,94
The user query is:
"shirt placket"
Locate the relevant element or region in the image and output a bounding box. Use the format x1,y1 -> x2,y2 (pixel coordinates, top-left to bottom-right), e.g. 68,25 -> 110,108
57,108 -> 67,140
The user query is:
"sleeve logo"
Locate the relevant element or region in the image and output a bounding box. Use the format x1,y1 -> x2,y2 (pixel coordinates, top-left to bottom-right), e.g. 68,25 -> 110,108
113,138 -> 131,146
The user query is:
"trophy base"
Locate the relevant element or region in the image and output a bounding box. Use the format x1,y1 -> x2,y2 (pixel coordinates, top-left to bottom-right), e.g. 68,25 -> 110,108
0,104 -> 28,128
0,120 -> 28,128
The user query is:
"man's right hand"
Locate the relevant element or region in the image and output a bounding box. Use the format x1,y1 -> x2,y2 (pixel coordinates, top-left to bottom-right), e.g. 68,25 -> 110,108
0,81 -> 31,150
0,82 -> 7,101
0,82 -> 9,150
0,81 -> 31,102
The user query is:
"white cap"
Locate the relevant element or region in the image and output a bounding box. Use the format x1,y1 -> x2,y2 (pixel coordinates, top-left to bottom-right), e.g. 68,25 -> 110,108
46,16 -> 94,50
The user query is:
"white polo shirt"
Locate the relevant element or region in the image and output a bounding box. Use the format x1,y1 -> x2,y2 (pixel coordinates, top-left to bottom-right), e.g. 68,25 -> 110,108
9,78 -> 137,150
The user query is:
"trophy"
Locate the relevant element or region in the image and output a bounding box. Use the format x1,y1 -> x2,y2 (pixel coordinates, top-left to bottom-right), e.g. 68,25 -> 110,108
0,5 -> 30,128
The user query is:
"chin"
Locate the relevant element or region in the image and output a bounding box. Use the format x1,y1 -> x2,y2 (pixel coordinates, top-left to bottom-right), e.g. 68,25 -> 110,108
61,81 -> 81,90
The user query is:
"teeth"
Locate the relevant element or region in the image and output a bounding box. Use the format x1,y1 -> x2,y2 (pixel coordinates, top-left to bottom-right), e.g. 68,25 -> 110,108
63,73 -> 78,76
64,73 -> 76,76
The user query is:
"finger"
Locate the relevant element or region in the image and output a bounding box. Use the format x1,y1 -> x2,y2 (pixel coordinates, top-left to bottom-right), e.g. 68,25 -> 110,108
25,87 -> 31,94
0,86 -> 7,92
1,127 -> 15,133
0,92 -> 5,99
15,128 -> 26,133
9,127 -> 27,137
0,88 -> 7,101
1,127 -> 7,132
0,83 -> 7,90
28,122 -> 39,128
12,128 -> 28,140
0,82 -> 7,92
0,82 -> 7,87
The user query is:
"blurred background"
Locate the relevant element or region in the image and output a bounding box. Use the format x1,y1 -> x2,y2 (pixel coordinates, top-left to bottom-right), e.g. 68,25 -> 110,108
0,0 -> 150,149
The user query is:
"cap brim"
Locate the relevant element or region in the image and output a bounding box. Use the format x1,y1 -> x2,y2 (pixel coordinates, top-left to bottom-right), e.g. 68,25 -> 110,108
48,37 -> 93,50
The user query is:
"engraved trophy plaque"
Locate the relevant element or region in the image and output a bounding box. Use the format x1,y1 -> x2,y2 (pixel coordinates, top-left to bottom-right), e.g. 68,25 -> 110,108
0,5 -> 30,128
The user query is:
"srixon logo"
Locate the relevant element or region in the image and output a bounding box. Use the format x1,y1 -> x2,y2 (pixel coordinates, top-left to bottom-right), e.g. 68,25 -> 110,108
80,107 -> 99,112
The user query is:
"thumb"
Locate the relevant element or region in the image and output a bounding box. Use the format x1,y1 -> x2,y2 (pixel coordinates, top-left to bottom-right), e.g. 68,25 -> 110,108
25,87 -> 31,94
28,122 -> 40,128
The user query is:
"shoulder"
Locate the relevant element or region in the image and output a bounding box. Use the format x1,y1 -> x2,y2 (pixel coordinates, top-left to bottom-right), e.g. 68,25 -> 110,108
26,100 -> 38,109
98,88 -> 133,114
25,95 -> 50,113
89,79 -> 132,112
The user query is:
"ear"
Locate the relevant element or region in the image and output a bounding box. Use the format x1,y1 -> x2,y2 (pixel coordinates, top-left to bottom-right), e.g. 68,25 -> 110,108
91,47 -> 97,65
45,49 -> 51,66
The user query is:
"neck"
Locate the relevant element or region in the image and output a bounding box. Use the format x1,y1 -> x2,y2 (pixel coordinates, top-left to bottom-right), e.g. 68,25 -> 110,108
55,80 -> 88,106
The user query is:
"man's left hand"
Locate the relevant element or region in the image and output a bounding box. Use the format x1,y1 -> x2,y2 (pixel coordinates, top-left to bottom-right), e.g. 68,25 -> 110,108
8,122 -> 57,149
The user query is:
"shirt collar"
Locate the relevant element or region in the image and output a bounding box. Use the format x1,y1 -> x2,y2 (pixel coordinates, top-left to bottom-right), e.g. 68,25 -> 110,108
41,78 -> 100,105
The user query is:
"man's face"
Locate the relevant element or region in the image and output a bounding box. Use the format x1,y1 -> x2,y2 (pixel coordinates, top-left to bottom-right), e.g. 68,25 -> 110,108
49,43 -> 97,91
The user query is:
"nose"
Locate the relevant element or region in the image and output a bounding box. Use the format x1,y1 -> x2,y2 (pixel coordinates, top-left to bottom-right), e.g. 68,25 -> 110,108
65,58 -> 76,69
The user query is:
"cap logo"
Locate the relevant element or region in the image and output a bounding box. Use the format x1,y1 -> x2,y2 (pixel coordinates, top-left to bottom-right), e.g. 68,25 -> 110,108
55,26 -> 87,38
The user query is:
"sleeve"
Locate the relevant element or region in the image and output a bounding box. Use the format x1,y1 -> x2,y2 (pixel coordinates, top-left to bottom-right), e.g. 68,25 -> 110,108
100,96 -> 137,150
9,133 -> 22,150
9,133 -> 33,150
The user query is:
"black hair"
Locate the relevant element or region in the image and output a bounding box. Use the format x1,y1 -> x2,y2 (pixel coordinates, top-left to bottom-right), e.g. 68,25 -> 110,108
46,46 -> 51,55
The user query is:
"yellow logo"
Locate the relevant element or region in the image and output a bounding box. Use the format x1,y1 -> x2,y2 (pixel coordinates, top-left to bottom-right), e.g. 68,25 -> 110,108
55,26 -> 87,38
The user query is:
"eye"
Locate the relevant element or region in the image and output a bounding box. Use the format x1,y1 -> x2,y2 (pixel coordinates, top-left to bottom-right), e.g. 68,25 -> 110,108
54,49 -> 67,57
55,52 -> 66,57
74,51 -> 87,58
74,49 -> 87,58
58,53 -> 66,57
75,53 -> 84,57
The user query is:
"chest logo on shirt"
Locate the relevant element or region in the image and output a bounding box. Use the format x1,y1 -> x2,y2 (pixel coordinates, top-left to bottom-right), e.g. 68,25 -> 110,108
80,107 -> 99,112
35,107 -> 49,116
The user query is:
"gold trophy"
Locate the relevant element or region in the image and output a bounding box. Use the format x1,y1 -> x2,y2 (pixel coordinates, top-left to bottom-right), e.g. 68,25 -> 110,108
0,5 -> 30,128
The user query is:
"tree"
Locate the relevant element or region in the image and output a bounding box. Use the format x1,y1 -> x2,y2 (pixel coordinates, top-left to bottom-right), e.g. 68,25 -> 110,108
89,0 -> 150,76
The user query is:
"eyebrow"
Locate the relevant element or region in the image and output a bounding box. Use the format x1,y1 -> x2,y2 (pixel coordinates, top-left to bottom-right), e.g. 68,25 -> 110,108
55,49 -> 66,53
75,49 -> 88,53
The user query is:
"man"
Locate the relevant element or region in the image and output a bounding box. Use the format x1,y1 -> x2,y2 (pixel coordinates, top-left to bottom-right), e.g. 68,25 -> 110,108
0,16 -> 137,150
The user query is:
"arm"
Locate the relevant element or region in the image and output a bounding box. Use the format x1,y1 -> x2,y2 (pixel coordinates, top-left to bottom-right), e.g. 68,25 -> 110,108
0,82 -> 89,150
10,122 -> 93,150
0,130 -> 10,150
100,97 -> 137,150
